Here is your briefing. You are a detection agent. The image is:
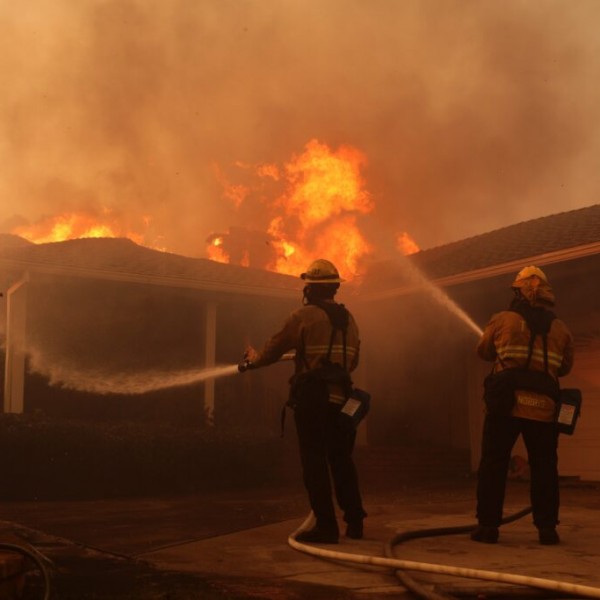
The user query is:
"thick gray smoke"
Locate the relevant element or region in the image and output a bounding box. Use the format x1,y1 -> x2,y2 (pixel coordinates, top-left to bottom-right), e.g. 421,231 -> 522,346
2,0 -> 599,256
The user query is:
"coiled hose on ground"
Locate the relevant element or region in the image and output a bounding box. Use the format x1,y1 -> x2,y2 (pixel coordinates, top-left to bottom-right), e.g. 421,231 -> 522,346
289,508 -> 600,599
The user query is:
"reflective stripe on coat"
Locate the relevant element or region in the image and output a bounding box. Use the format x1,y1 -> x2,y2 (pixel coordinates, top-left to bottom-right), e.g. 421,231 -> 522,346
253,302 -> 360,404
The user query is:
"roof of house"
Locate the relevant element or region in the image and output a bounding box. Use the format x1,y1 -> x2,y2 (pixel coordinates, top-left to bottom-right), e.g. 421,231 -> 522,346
413,204 -> 600,278
360,204 -> 600,297
0,235 -> 302,298
2,204 -> 598,299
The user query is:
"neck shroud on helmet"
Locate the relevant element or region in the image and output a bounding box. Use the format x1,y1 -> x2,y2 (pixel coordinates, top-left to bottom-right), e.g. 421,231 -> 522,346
511,265 -> 555,307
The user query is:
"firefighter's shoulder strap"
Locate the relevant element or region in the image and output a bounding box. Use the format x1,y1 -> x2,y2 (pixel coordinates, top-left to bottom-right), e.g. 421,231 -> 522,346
299,301 -> 349,369
497,304 -> 560,401
509,304 -> 556,373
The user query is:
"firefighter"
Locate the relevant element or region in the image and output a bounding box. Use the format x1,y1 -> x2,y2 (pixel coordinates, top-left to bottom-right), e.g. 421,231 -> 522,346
472,266 -> 574,545
239,259 -> 367,544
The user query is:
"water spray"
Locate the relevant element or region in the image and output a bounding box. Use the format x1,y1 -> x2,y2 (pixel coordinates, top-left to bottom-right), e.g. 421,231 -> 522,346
404,261 -> 483,336
30,352 -> 295,395
419,278 -> 483,336
369,256 -> 484,336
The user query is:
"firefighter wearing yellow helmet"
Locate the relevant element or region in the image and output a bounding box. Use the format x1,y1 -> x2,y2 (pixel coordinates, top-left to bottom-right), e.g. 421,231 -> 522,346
513,265 -> 549,284
472,265 -> 574,546
239,259 -> 366,543
510,265 -> 555,306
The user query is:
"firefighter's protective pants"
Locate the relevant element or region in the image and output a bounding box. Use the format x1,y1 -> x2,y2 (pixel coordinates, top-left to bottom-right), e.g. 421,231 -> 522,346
476,414 -> 559,530
294,399 -> 367,533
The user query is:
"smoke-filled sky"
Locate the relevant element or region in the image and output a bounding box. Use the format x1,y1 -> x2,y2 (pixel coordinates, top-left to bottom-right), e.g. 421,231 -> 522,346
2,0 -> 599,258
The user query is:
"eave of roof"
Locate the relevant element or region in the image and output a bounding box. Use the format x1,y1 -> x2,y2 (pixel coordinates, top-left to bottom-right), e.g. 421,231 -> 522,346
359,204 -> 600,301
363,239 -> 600,301
0,236 -> 302,299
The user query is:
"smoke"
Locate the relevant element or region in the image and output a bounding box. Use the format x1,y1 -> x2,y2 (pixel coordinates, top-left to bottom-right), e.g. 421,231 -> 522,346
2,0 -> 599,255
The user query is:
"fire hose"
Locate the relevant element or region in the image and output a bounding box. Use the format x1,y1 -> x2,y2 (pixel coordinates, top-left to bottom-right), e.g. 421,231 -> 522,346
289,510 -> 600,599
384,506 -> 532,600
0,542 -> 52,600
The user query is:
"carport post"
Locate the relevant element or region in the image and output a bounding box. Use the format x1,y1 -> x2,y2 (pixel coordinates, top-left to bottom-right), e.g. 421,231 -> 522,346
3,274 -> 29,414
204,300 -> 217,425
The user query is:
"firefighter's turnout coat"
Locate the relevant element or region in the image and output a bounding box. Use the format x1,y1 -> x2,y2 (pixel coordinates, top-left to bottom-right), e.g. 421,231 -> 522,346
477,310 -> 574,422
252,301 -> 360,405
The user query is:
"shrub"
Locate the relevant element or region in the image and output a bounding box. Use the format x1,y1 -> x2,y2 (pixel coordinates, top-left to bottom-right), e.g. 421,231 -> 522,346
0,413 -> 289,500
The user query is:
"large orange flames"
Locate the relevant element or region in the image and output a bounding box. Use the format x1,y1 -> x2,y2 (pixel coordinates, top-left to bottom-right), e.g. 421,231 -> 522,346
11,139 -> 420,276
210,139 -> 420,280
11,210 -> 165,251
267,140 -> 374,279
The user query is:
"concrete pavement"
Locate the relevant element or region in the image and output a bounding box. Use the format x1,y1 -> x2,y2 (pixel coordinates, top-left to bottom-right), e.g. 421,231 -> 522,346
1,443 -> 600,598
141,501 -> 600,598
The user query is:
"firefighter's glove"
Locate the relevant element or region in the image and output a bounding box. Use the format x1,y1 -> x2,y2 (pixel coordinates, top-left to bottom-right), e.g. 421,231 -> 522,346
239,346 -> 259,372
238,359 -> 255,373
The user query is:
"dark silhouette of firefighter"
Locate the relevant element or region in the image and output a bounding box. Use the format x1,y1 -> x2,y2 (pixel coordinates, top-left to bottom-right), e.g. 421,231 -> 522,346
473,266 -> 574,545
239,259 -> 366,543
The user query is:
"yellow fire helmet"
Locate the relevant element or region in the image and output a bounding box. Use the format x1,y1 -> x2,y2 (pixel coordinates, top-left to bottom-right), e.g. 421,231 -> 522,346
300,259 -> 345,283
511,265 -> 549,288
511,265 -> 555,306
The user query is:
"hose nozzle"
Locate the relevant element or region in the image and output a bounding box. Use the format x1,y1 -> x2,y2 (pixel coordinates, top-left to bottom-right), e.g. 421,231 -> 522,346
238,359 -> 253,373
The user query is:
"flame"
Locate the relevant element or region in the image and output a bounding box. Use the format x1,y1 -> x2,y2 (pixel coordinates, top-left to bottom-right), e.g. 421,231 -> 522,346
280,139 -> 373,229
12,210 -> 165,250
267,141 -> 373,279
206,235 -> 229,264
210,139 -> 375,281
397,231 -> 420,255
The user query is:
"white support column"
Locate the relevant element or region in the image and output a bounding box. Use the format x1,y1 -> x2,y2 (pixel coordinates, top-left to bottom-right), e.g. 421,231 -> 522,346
4,274 -> 29,414
204,300 -> 217,425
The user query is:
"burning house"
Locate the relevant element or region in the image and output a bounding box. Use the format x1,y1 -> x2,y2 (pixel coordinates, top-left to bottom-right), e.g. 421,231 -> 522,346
1,204 -> 599,479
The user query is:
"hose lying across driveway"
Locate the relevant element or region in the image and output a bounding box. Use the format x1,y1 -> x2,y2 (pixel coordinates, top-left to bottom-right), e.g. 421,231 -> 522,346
384,506 -> 533,600
289,509 -> 600,599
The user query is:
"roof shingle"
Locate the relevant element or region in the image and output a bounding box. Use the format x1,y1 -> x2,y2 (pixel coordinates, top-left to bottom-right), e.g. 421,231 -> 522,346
411,204 -> 600,279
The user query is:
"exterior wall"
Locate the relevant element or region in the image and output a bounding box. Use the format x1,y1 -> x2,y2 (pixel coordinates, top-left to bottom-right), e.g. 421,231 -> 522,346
356,291 -> 472,449
466,351 -> 488,471
558,345 -> 600,479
